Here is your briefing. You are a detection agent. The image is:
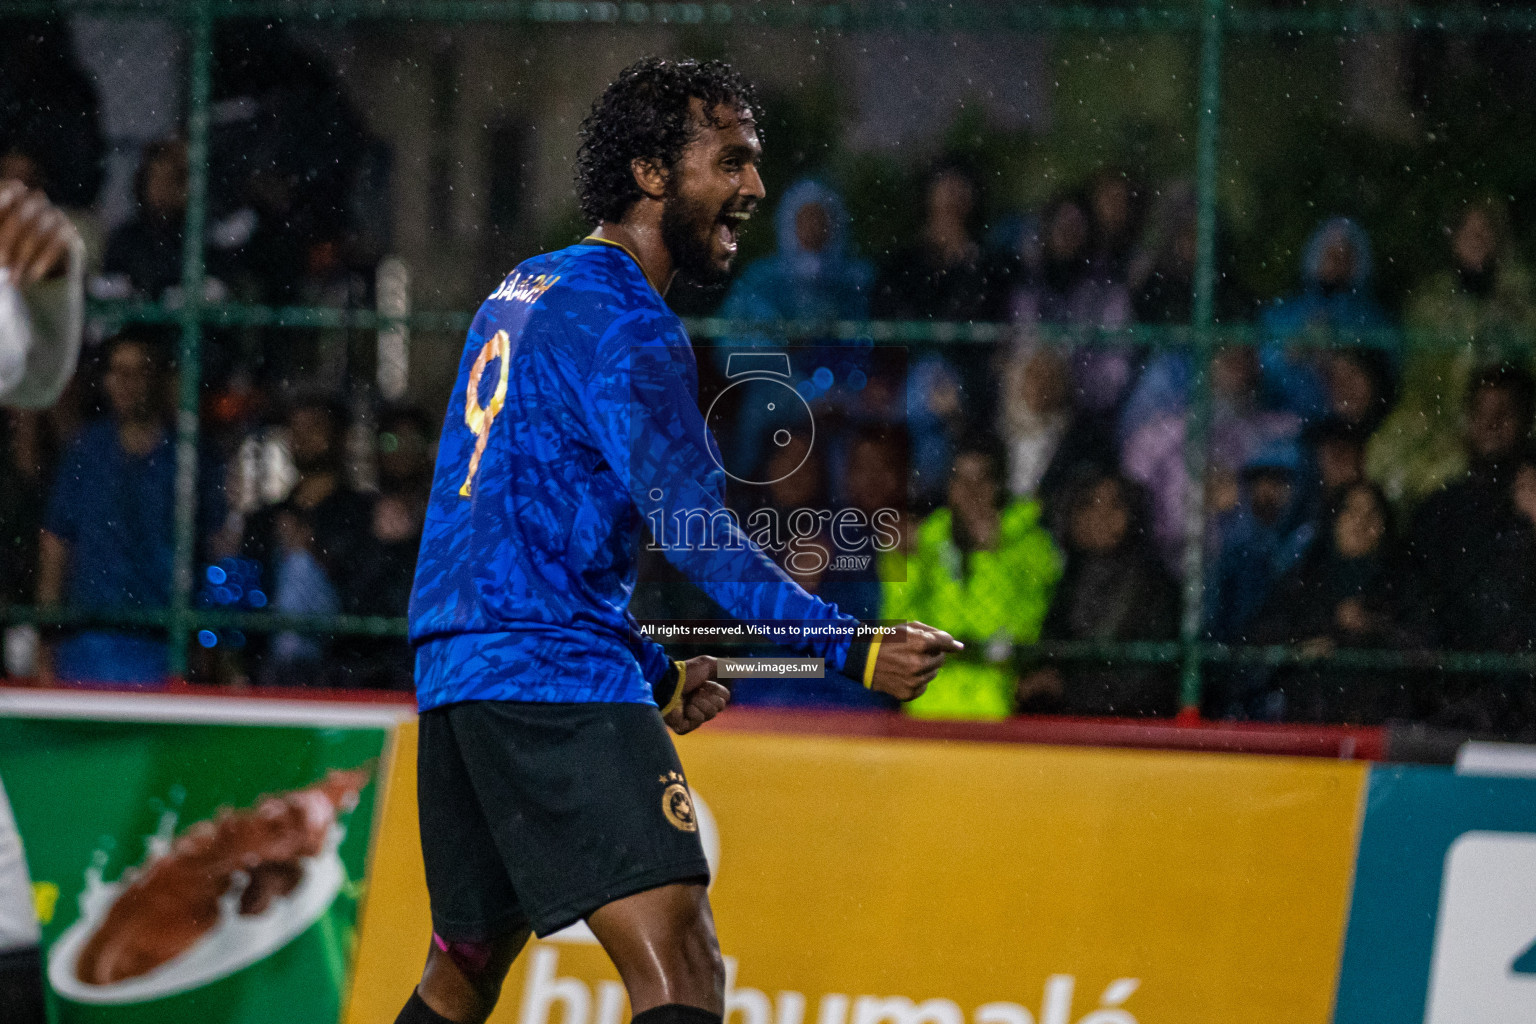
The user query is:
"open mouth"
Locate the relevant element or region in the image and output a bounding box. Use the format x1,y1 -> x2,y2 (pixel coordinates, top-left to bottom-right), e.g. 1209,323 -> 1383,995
716,209 -> 752,258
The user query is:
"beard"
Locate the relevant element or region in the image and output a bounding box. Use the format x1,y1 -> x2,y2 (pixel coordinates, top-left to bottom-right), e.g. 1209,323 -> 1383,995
660,181 -> 733,290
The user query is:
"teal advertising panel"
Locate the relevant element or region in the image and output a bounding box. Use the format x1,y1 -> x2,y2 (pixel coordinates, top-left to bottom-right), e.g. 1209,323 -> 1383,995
1335,764 -> 1536,1023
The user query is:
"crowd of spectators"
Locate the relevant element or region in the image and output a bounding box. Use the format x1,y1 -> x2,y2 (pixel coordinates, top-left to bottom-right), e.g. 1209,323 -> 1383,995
4,18 -> 1536,740
0,17 -> 405,693
0,327 -> 429,692
703,164 -> 1536,740
3,17 -> 385,393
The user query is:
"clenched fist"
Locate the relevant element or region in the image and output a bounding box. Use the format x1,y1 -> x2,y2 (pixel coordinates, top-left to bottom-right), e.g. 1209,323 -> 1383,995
0,180 -> 77,287
867,621 -> 964,702
664,655 -> 731,735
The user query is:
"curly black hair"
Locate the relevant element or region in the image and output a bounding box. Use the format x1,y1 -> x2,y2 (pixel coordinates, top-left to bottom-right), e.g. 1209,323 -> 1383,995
576,57 -> 761,225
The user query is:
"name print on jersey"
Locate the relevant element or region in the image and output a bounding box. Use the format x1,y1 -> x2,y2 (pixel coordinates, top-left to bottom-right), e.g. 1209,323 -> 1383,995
490,272 -> 562,304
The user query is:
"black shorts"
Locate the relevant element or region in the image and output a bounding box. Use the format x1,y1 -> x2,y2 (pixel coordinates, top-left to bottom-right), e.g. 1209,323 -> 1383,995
417,700 -> 710,940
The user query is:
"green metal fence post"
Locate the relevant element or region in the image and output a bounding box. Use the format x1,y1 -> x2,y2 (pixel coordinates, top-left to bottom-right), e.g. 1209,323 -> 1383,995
168,0 -> 215,676
1179,0 -> 1225,713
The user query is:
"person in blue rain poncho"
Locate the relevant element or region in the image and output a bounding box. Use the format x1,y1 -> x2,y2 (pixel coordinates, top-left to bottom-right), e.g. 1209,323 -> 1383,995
1259,216 -> 1394,422
1205,438 -> 1320,718
714,178 -> 873,474
717,178 -> 872,335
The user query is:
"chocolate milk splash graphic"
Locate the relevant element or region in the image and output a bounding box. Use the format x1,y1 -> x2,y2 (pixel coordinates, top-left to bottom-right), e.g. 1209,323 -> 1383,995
51,767 -> 371,1001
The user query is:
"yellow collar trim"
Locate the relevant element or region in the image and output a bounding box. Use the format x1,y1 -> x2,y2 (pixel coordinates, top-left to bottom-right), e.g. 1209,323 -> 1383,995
581,235 -> 659,293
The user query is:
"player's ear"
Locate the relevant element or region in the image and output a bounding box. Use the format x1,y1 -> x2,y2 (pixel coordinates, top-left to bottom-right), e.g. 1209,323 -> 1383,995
630,157 -> 669,202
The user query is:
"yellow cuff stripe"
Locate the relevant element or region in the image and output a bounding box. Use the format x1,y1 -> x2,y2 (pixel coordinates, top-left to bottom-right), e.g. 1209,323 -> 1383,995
862,638 -> 882,689
661,660 -> 687,716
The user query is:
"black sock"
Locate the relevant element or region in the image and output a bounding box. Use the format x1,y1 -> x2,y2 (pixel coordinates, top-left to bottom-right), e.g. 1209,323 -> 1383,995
396,989 -> 464,1024
0,946 -> 46,1024
632,1004 -> 724,1024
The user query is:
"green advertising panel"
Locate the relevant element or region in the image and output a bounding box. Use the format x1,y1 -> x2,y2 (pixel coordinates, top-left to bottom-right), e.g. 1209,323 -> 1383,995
0,711 -> 393,1024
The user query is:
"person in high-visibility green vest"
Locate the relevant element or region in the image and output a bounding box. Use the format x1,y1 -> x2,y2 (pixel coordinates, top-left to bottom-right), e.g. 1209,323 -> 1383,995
885,436 -> 1062,719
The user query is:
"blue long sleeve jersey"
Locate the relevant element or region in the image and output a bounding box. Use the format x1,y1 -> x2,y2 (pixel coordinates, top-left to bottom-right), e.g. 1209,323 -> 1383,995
409,239 -> 876,711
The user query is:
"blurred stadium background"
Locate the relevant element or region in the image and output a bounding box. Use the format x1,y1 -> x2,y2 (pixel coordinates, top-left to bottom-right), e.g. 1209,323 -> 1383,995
5,1 -> 1536,1020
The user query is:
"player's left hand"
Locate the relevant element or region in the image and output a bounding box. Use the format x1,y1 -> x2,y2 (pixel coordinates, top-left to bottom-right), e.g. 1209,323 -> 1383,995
665,655 -> 729,735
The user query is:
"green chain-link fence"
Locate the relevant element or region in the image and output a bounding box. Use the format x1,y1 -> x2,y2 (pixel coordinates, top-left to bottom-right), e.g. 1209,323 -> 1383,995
6,0 -> 1536,713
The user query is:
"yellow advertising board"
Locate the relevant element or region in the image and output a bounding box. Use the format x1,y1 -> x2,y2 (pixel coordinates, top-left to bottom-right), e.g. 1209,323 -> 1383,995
348,722 -> 1366,1024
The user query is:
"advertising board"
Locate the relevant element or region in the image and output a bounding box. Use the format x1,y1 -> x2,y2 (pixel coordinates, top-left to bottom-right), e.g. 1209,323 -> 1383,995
0,691 -> 408,1024
349,723 -> 1366,1024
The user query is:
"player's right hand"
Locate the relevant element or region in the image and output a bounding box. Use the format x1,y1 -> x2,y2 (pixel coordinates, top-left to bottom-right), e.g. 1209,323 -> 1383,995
867,621 -> 964,702
0,180 -> 77,287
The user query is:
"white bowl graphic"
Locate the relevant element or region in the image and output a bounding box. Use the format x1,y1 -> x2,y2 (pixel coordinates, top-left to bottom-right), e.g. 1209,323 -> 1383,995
48,848 -> 345,1005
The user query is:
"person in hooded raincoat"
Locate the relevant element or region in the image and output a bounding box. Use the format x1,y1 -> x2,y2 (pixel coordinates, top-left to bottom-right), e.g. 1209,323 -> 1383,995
1369,198 -> 1536,507
884,436 -> 1062,720
1259,217 -> 1395,423
714,179 -> 874,475
718,179 -> 872,336
1204,438 -> 1321,718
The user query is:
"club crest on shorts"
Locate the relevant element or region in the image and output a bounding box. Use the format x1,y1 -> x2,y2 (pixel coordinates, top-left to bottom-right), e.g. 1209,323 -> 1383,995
659,771 -> 697,832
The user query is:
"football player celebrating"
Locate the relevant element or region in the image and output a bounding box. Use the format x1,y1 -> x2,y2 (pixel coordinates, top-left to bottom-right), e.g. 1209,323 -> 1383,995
398,57 -> 961,1024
